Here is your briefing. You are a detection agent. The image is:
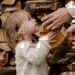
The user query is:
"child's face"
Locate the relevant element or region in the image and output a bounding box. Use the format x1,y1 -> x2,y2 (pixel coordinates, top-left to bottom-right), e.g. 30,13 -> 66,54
22,16 -> 38,35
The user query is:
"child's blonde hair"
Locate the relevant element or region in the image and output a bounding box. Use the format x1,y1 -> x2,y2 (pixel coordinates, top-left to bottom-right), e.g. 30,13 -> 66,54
4,10 -> 30,50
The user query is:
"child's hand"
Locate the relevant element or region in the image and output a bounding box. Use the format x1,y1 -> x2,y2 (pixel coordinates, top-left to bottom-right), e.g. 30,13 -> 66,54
47,31 -> 56,44
40,31 -> 56,44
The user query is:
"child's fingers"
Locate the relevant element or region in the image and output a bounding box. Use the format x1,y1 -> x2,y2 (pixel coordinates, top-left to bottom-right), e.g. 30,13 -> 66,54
48,34 -> 56,43
49,34 -> 56,40
48,32 -> 56,43
48,32 -> 56,38
48,31 -> 56,37
49,40 -> 56,43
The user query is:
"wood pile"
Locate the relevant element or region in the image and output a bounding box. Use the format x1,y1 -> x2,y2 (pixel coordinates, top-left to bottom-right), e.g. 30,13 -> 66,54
0,0 -> 75,73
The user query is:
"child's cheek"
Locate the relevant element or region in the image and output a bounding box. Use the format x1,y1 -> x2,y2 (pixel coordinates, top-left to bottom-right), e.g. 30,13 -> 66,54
29,22 -> 36,30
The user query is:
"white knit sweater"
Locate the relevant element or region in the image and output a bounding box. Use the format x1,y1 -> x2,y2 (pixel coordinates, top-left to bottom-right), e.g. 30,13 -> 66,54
15,37 -> 52,75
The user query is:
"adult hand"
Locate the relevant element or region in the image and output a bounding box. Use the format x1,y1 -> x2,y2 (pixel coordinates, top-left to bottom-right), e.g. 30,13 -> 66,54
66,25 -> 75,49
41,8 -> 71,30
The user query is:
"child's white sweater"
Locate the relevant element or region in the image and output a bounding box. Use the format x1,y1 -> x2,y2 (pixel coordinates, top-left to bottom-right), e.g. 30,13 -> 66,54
15,38 -> 52,75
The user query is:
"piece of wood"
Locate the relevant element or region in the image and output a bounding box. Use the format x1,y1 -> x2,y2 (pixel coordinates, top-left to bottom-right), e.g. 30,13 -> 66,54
0,51 -> 8,67
0,29 -> 6,42
72,64 -> 75,72
67,63 -> 75,72
26,1 -> 55,10
1,0 -> 16,5
0,12 -> 11,26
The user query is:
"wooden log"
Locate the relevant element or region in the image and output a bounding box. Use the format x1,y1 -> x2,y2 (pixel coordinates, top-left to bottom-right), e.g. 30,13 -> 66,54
67,63 -> 75,72
1,0 -> 16,5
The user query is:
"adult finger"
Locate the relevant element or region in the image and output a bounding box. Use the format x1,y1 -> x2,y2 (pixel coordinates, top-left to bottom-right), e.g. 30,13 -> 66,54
42,16 -> 57,27
41,13 -> 54,21
47,19 -> 60,30
51,22 -> 63,30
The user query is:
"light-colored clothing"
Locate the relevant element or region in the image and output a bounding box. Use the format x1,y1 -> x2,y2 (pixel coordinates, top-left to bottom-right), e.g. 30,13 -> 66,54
15,37 -> 52,75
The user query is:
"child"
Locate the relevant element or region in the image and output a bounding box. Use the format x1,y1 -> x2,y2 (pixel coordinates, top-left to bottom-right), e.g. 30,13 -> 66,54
15,10 -> 56,75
